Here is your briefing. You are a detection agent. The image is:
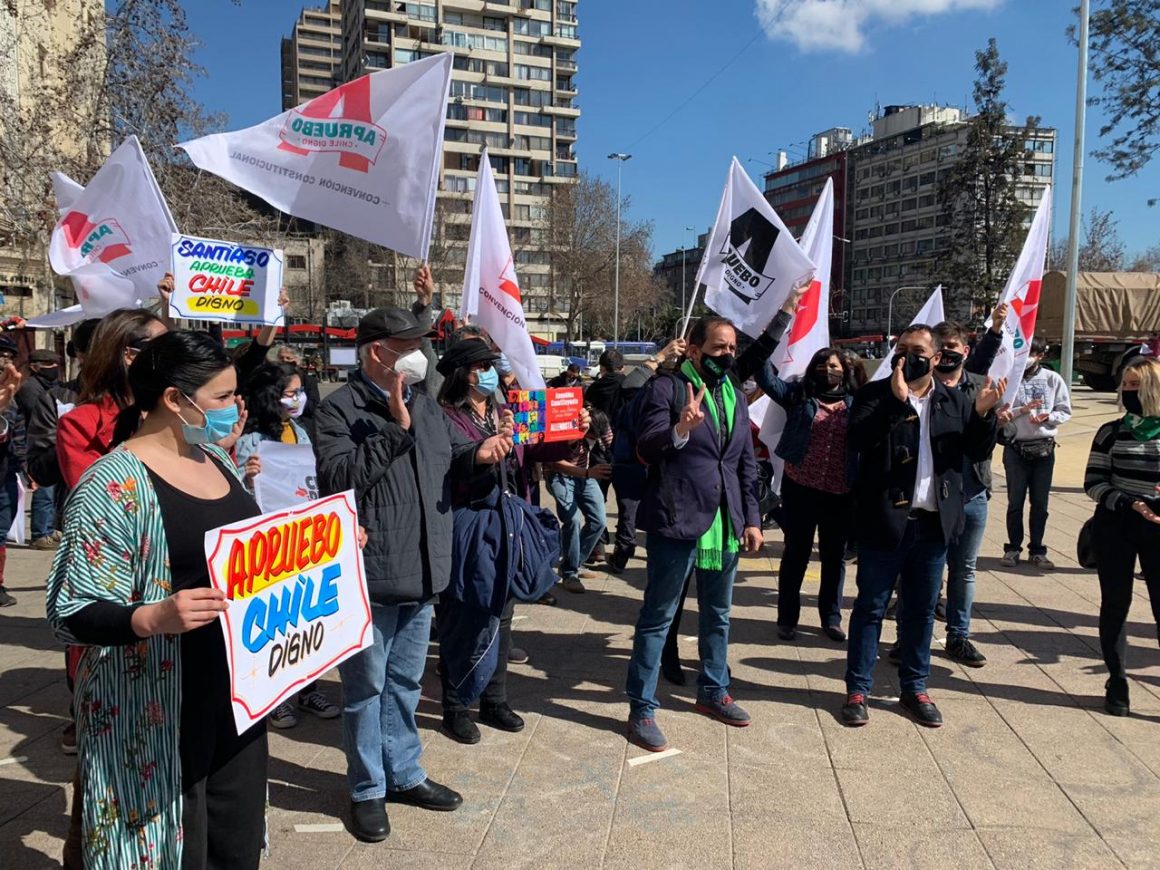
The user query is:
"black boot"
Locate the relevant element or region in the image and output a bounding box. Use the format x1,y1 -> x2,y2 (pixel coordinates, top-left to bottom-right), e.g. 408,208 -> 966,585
1104,678 -> 1130,717
349,799 -> 390,842
442,710 -> 481,744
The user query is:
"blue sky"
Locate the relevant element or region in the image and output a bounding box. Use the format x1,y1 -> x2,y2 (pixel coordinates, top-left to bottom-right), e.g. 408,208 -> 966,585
186,0 -> 1159,260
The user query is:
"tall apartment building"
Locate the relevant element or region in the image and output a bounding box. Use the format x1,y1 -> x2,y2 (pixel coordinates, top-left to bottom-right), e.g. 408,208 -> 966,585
281,1 -> 344,111
844,105 -> 1055,335
279,0 -> 580,336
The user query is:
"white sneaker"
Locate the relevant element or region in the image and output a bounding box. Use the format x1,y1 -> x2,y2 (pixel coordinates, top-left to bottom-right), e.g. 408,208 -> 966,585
1000,551 -> 1019,568
1031,554 -> 1056,571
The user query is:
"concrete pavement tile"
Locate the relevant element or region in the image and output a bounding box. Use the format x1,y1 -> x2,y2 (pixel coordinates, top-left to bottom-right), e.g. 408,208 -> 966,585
943,772 -> 1092,834
345,845 -> 472,869
818,702 -> 933,771
977,829 -> 1122,870
1064,790 -> 1160,868
853,824 -> 993,870
732,812 -> 861,870
835,766 -> 970,830
475,786 -> 613,867
725,700 -> 831,771
729,762 -> 848,823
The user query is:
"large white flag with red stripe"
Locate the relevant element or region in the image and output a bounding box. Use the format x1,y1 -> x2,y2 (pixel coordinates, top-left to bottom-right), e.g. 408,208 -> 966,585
460,150 -> 545,390
758,178 -> 834,457
694,157 -> 816,338
178,53 -> 452,260
986,186 -> 1052,405
47,136 -> 177,316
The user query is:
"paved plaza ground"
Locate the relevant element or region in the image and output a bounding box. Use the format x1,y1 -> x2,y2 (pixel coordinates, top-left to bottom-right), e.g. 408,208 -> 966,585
2,387 -> 1159,869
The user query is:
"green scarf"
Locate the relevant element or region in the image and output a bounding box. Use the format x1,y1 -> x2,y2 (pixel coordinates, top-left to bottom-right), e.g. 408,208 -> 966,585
680,360 -> 740,570
1123,412 -> 1160,442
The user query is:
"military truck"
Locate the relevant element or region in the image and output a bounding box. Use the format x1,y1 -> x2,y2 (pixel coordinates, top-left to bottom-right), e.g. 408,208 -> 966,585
1036,270 -> 1160,391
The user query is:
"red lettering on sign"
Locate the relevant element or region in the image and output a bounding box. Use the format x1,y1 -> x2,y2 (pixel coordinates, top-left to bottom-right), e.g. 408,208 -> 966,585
279,76 -> 373,172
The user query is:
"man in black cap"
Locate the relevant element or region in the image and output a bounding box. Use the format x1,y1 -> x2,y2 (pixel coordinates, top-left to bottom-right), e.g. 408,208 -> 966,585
16,348 -> 67,548
313,306 -> 515,844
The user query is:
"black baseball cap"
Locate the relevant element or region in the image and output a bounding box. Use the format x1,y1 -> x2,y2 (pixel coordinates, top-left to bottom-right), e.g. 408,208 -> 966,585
356,307 -> 435,346
436,337 -> 500,376
29,349 -> 61,365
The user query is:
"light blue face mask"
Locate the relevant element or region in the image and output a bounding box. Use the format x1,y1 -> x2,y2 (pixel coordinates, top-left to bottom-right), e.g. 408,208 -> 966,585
495,353 -> 513,376
180,395 -> 239,445
473,366 -> 499,396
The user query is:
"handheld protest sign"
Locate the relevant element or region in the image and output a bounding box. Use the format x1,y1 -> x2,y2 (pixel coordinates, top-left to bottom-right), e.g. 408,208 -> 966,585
506,387 -> 584,445
205,490 -> 371,735
170,233 -> 284,325
253,442 -> 319,514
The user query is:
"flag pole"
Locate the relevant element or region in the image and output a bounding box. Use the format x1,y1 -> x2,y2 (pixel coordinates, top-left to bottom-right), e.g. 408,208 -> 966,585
1061,0 -> 1089,387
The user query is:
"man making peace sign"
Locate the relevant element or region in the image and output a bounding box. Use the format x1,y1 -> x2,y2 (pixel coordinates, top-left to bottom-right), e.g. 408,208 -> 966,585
625,316 -> 763,752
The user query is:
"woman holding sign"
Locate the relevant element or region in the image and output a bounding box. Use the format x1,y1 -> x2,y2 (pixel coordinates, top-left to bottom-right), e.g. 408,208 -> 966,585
435,338 -> 589,745
235,361 -> 341,729
47,331 -> 268,870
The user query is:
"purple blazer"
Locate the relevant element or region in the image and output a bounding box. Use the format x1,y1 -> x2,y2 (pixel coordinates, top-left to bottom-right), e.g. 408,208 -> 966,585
442,403 -> 571,506
635,372 -> 761,542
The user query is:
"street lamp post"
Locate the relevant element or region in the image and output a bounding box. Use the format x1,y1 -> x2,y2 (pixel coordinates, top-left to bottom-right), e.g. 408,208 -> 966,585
681,225 -> 694,318
608,152 -> 631,345
886,285 -> 927,344
1061,0 -> 1090,387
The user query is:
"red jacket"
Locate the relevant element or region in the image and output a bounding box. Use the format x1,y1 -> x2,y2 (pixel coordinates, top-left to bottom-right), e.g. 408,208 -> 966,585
56,396 -> 120,490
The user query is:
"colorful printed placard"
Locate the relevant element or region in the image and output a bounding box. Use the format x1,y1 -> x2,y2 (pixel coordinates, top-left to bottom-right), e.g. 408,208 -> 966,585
170,233 -> 284,325
507,387 -> 584,445
204,490 -> 371,735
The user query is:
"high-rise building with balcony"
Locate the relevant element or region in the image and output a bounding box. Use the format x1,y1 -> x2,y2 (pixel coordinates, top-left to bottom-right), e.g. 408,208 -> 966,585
280,0 -> 580,336
281,1 -> 344,111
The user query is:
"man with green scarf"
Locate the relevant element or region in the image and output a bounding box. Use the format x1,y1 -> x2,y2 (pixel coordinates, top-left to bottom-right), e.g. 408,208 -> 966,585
625,316 -> 763,752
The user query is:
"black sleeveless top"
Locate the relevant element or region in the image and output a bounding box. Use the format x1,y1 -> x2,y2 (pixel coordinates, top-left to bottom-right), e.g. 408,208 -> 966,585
145,453 -> 263,786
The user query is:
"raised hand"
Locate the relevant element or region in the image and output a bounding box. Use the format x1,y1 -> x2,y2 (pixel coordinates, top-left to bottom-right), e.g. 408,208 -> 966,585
990,302 -> 1009,334
244,456 -> 261,481
675,382 -> 707,438
890,354 -> 909,402
413,264 -> 434,307
0,363 -> 22,414
278,288 -> 290,311
781,283 -> 810,315
975,377 -> 1007,416
157,272 -> 175,302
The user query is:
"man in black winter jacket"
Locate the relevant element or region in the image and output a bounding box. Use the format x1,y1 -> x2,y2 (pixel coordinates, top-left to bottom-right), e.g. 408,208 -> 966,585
841,324 -> 1003,729
313,306 -> 513,843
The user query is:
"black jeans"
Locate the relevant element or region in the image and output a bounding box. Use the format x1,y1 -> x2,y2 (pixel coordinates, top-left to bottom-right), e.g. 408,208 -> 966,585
614,489 -> 640,557
1094,507 -> 1160,680
441,597 -> 516,714
181,727 -> 268,870
1003,445 -> 1055,556
777,476 -> 851,629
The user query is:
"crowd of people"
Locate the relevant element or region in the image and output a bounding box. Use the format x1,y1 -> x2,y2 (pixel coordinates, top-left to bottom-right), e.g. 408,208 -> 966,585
0,268 -> 1148,869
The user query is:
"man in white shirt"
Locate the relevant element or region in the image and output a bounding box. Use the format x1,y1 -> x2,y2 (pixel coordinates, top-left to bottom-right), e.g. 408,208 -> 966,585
1000,338 -> 1072,570
841,325 -> 1002,728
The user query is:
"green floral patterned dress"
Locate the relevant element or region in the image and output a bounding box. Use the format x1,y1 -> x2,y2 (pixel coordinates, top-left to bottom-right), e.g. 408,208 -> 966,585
46,445 -> 241,869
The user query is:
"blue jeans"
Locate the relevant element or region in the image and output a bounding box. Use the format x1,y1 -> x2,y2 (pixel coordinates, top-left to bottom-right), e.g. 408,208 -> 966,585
846,514 -> 948,696
548,474 -> 606,579
626,533 -> 739,717
31,482 -> 55,540
946,492 -> 988,641
1003,446 -> 1054,556
337,600 -> 432,801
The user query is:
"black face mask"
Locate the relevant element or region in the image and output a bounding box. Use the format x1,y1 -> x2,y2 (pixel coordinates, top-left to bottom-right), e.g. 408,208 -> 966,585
810,368 -> 846,396
1123,389 -> 1144,416
892,350 -> 932,383
36,367 -> 60,382
935,350 -> 964,373
701,352 -> 734,385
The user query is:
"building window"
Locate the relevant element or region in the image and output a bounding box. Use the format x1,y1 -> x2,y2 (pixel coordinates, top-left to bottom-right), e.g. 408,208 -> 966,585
287,255 -> 307,270
514,18 -> 551,36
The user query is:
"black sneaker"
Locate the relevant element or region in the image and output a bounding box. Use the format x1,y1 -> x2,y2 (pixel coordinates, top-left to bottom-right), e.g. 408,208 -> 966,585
0,587 -> 15,607
1104,678 -> 1130,717
442,711 -> 481,745
945,636 -> 987,667
900,692 -> 943,727
841,693 -> 869,727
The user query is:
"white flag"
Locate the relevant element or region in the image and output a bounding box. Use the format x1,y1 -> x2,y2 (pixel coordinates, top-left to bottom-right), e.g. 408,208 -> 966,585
48,136 -> 177,316
460,149 -> 546,391
694,157 -> 816,339
872,286 -> 946,381
178,54 -> 452,260
759,179 -> 835,458
253,443 -> 319,514
986,186 -> 1052,405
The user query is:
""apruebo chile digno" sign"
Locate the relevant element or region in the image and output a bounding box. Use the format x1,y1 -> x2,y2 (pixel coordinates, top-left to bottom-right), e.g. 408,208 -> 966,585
169,233 -> 284,325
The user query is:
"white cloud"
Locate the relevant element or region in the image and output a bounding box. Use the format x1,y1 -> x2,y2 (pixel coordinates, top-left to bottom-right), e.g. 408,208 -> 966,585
755,0 -> 1004,53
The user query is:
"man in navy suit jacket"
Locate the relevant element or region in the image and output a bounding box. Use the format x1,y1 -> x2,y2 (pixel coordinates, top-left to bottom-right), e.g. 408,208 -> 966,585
625,316 -> 763,752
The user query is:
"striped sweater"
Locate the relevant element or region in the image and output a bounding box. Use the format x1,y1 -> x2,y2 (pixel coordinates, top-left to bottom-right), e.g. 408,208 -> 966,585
1084,419 -> 1160,512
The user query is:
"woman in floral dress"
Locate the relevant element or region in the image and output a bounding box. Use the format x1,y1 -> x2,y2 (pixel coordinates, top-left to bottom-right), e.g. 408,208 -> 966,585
47,331 -> 267,869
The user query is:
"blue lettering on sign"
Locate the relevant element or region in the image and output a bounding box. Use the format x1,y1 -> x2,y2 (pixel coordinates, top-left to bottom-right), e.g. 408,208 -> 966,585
241,564 -> 341,654
176,238 -> 270,268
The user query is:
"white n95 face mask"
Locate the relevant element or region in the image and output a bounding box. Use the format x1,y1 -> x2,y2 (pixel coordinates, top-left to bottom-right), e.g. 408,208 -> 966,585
391,348 -> 428,387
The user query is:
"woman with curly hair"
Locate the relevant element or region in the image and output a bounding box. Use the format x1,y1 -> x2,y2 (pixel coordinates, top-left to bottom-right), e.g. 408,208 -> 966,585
234,362 -> 340,729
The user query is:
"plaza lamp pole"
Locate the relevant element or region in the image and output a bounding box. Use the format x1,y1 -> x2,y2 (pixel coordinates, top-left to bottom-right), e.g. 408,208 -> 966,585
1061,0 -> 1090,387
608,152 -> 632,345
886,285 -> 928,344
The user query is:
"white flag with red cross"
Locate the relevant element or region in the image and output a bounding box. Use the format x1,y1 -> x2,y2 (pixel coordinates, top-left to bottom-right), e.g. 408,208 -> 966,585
757,178 -> 834,459
460,149 -> 546,391
986,186 -> 1053,406
47,136 -> 177,316
178,53 -> 452,260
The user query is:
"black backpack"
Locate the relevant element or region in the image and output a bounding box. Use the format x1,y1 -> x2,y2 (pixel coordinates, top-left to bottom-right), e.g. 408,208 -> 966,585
610,371 -> 684,502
